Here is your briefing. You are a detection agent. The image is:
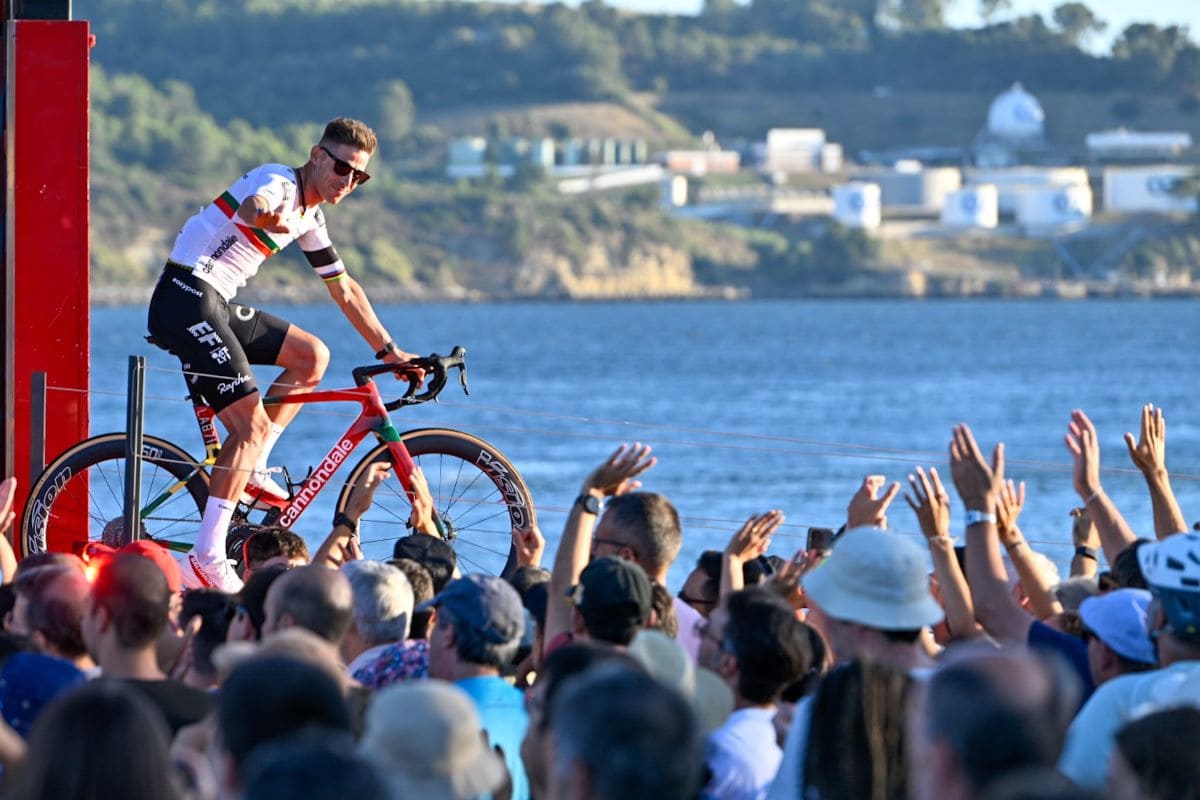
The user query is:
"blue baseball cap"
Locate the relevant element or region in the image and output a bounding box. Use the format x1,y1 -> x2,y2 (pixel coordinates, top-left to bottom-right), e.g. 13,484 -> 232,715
1080,588 -> 1156,665
416,574 -> 524,645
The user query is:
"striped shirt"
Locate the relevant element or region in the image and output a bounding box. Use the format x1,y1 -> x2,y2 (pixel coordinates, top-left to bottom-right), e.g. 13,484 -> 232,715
168,164 -> 345,300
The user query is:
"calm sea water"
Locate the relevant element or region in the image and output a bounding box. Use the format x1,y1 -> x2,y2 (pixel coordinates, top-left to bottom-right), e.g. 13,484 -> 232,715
89,299 -> 1200,586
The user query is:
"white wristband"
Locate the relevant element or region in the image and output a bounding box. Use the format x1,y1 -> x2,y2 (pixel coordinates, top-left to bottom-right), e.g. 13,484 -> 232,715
964,510 -> 997,527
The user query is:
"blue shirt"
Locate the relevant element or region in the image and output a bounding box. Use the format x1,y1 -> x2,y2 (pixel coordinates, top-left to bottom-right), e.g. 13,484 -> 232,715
1028,619 -> 1094,703
457,675 -> 530,800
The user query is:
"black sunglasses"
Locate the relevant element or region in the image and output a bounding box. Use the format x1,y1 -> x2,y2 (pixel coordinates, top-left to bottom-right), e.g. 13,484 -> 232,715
319,145 -> 371,185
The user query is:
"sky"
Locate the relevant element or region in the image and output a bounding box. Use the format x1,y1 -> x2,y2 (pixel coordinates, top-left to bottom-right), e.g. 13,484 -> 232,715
493,0 -> 1200,52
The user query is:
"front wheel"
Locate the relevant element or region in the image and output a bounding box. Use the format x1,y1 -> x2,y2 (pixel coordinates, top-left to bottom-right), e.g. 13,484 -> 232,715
20,433 -> 209,558
336,428 -> 536,576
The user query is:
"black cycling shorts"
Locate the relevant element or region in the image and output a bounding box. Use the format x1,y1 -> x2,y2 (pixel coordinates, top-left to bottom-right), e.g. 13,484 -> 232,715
146,264 -> 290,413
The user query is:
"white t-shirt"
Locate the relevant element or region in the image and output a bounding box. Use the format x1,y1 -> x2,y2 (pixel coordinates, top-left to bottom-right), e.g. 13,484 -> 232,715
1059,660 -> 1200,789
704,706 -> 782,800
674,596 -> 704,662
169,164 -> 341,300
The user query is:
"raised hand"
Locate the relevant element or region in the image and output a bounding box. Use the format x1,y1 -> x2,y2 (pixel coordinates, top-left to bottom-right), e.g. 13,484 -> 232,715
949,424 -> 1004,510
726,510 -> 784,563
769,547 -> 822,609
511,524 -> 546,568
1070,507 -> 1099,549
345,461 -> 392,521
905,466 -> 951,541
1124,403 -> 1167,478
995,479 -> 1027,544
1064,409 -> 1102,499
0,477 -> 14,538
582,443 -> 657,497
405,466 -> 439,537
846,474 -> 901,529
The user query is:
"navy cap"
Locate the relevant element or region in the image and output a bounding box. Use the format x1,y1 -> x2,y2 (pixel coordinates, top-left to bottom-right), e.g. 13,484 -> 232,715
571,556 -> 652,628
417,574 -> 524,645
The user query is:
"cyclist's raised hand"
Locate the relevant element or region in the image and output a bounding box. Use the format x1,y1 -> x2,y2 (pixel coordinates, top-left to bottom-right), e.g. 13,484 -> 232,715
582,443 -> 656,498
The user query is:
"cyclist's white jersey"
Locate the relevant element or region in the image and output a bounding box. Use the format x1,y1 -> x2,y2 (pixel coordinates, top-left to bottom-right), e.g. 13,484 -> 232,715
168,164 -> 346,300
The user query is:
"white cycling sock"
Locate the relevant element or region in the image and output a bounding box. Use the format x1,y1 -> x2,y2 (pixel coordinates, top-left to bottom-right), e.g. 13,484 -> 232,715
196,496 -> 237,561
255,423 -> 286,472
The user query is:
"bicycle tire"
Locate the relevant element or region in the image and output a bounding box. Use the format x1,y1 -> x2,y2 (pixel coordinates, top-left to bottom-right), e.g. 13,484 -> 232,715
336,428 -> 535,576
20,433 -> 210,557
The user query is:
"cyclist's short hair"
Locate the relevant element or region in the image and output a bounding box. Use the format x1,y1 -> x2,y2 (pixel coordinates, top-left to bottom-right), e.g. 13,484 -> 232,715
91,554 -> 170,649
244,527 -> 310,571
320,117 -> 377,155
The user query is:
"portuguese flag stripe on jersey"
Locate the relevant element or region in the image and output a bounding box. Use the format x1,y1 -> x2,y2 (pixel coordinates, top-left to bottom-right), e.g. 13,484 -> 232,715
213,191 -> 281,256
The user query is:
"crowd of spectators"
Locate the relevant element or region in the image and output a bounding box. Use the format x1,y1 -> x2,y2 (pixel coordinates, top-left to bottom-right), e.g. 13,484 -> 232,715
0,402 -> 1198,799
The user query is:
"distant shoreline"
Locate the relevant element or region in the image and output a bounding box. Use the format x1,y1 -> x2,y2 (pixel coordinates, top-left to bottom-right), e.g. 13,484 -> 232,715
91,284 -> 1200,307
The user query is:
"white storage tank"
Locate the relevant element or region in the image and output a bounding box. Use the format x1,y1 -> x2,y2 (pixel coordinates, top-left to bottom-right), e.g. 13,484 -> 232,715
941,185 -> 999,229
833,183 -> 881,230
966,167 -> 1089,215
661,176 -> 689,208
854,167 -> 961,213
1103,166 -> 1198,214
447,137 -> 487,166
1015,184 -> 1093,229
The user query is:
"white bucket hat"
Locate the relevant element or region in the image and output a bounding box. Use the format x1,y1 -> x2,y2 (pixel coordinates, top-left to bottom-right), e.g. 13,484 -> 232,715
359,680 -> 507,800
802,526 -> 944,631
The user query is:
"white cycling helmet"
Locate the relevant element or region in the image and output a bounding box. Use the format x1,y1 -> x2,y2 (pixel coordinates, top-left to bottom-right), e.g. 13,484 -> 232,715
1139,533 -> 1200,641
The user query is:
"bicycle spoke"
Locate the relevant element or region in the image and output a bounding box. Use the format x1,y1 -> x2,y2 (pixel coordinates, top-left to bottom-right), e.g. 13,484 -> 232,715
455,550 -> 490,575
452,537 -> 513,560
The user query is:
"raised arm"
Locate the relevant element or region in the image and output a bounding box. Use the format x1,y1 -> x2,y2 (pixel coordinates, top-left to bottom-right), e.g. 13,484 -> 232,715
313,461 -> 391,568
1124,403 -> 1188,540
995,479 -> 1062,621
846,474 -> 901,530
720,510 -> 783,599
544,444 -> 656,646
950,425 -> 1032,645
905,466 -> 977,640
0,478 -> 18,583
1069,507 -> 1100,579
1065,409 -> 1139,565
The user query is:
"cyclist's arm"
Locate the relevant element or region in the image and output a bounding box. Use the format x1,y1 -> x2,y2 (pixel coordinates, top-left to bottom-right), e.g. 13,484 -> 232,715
326,274 -> 418,361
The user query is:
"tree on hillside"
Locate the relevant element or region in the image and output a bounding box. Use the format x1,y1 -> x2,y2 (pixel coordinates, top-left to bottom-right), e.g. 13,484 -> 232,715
1113,23 -> 1194,85
376,80 -> 416,145
979,0 -> 1012,25
882,0 -> 947,32
1052,2 -> 1106,48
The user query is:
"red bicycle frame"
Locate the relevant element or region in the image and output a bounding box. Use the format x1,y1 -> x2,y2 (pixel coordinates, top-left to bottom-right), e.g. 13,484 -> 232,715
192,379 -> 418,528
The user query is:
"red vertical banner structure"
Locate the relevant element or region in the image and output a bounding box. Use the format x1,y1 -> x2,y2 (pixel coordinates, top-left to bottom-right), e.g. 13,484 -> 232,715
3,18 -> 91,553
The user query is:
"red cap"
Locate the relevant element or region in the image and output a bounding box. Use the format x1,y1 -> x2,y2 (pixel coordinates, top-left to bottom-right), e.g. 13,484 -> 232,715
84,540 -> 183,594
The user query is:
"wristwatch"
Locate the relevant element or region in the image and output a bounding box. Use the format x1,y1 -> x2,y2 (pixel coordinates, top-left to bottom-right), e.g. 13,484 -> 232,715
333,512 -> 359,535
964,509 -> 997,527
375,341 -> 397,360
574,494 -> 602,515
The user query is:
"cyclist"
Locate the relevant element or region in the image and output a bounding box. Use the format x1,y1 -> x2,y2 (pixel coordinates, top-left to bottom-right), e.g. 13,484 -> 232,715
147,117 -> 420,592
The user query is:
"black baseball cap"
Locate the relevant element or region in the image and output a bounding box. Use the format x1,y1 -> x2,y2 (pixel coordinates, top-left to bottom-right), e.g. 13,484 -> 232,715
570,556 -> 652,629
390,535 -> 457,593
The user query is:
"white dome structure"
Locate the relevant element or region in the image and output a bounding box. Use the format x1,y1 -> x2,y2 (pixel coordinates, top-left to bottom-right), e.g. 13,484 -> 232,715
986,83 -> 1045,142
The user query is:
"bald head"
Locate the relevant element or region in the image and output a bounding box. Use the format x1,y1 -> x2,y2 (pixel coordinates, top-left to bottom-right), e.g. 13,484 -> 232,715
263,566 -> 353,645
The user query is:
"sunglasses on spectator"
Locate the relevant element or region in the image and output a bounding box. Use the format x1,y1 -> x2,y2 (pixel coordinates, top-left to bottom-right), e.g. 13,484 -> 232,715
319,145 -> 371,185
677,591 -> 716,609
